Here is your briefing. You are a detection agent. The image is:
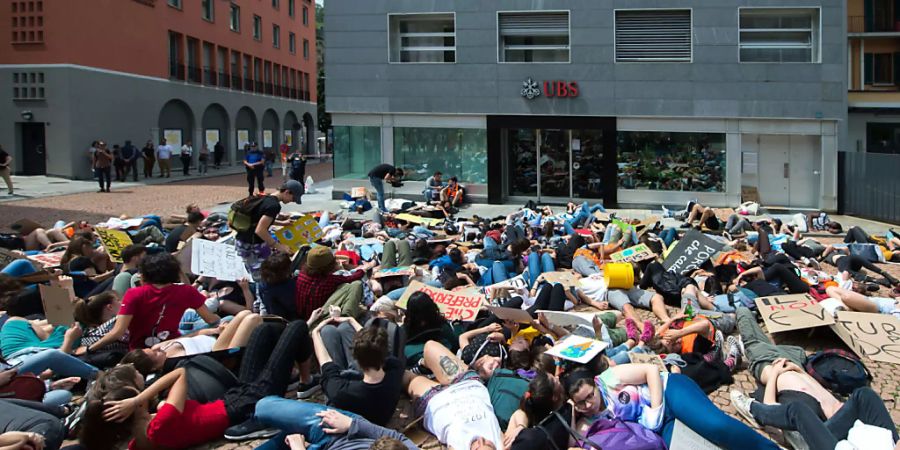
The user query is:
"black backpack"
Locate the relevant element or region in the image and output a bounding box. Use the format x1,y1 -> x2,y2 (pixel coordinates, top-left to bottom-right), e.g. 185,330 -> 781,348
804,349 -> 871,395
365,317 -> 406,365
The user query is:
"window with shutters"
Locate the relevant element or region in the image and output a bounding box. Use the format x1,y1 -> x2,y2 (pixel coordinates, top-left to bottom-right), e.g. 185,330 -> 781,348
615,10 -> 691,62
388,13 -> 455,63
498,12 -> 570,63
739,8 -> 820,63
871,53 -> 893,85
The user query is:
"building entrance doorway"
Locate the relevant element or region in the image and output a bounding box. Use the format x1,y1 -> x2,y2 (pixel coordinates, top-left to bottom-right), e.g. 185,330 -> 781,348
20,122 -> 46,175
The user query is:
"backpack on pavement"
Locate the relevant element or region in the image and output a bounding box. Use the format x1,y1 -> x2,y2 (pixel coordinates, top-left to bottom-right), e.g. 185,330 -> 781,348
227,195 -> 266,233
805,349 -> 871,396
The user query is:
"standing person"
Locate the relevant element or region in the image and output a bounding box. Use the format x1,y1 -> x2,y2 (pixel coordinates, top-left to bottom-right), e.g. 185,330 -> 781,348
121,140 -> 139,182
367,164 -> 403,212
279,141 -> 290,179
141,140 -> 156,179
0,144 -> 12,195
180,140 -> 193,176
93,141 -> 113,193
198,143 -> 210,175
87,140 -> 98,178
214,140 -> 225,169
288,152 -> 306,184
112,145 -> 126,182
264,145 -> 275,178
234,181 -> 303,282
244,143 -> 266,197
156,138 -> 173,178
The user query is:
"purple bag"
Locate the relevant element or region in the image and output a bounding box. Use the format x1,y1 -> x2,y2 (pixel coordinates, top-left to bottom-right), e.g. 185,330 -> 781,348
584,418 -> 667,450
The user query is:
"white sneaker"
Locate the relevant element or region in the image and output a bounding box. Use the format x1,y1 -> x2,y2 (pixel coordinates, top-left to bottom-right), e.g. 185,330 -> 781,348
782,430 -> 809,450
729,390 -> 759,428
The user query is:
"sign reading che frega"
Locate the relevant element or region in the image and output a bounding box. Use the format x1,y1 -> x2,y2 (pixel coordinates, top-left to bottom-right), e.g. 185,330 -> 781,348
663,230 -> 723,274
831,311 -> 900,365
754,294 -> 834,333
396,280 -> 484,322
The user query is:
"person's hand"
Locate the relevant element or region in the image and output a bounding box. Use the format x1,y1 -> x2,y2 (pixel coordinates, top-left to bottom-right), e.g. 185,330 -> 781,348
103,397 -> 139,422
0,431 -> 45,450
487,331 -> 506,343
308,307 -> 323,325
74,346 -> 88,356
502,319 -> 520,333
237,277 -> 250,290
276,243 -> 293,255
285,434 -> 308,450
51,377 -> 81,391
483,323 -> 503,334
596,301 -> 610,310
317,409 -> 353,435
663,329 -> 681,341
65,323 -> 83,341
0,369 -> 17,386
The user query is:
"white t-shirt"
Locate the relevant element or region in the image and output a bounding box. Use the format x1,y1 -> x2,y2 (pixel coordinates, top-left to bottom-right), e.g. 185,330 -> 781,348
157,144 -> 173,159
578,274 -> 608,303
180,144 -> 193,156
424,379 -> 502,450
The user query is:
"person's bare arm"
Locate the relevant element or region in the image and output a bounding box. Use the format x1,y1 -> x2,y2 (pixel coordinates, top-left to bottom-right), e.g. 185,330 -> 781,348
458,323 -> 501,349
255,215 -> 292,254
104,368 -> 187,421
311,321 -> 334,366
196,305 -> 221,325
610,364 -> 663,408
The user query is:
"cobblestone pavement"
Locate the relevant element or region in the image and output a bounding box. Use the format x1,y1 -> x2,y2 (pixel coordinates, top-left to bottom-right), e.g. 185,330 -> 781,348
0,163 -> 333,232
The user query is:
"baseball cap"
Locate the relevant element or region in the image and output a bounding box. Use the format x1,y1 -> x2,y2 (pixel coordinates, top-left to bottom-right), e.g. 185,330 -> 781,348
280,180 -> 304,203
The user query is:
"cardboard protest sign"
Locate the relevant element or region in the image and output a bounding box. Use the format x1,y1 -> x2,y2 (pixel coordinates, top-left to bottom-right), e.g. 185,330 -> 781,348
39,284 -> 75,327
27,252 -> 64,269
276,215 -> 323,253
483,274 -> 528,298
0,248 -> 25,270
610,244 -> 657,263
487,306 -> 533,324
95,227 -> 133,263
611,218 -> 634,233
537,310 -> 596,329
662,229 -> 724,274
754,294 -> 834,333
629,352 -> 668,373
545,335 -> 608,364
831,311 -> 900,364
670,420 -> 722,450
373,266 -> 414,279
190,239 -> 250,282
395,213 -> 443,227
12,219 -> 42,236
396,280 -> 484,322
713,208 -> 736,222
592,211 -> 611,222
541,271 -> 579,287
351,187 -> 367,198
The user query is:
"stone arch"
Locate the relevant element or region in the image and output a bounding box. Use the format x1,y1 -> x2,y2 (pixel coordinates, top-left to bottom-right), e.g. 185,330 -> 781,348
283,111 -> 300,152
235,107 -> 258,159
201,103 -> 230,165
261,108 -> 280,152
302,112 -> 316,155
157,99 -> 195,149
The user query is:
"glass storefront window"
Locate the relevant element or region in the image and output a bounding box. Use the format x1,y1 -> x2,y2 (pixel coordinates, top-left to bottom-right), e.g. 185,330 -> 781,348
618,131 -> 726,192
393,127 -> 487,184
333,126 -> 381,179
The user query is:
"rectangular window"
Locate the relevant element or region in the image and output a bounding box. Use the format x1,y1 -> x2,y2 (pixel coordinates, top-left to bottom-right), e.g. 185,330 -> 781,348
498,12 -> 570,63
168,32 -> 182,79
871,53 -> 893,85
389,13 -> 455,63
739,8 -> 820,63
229,4 -> 240,32
393,128 -> 488,184
289,0 -> 295,18
253,15 -> 262,40
333,126 -> 382,179
289,32 -> 296,54
617,131 -> 726,192
186,37 -> 200,82
615,10 -> 691,62
303,39 -> 309,59
272,0 -> 279,10
302,6 -> 309,26
273,24 -> 280,48
167,0 -> 181,9
201,0 -> 213,21
866,122 -> 900,154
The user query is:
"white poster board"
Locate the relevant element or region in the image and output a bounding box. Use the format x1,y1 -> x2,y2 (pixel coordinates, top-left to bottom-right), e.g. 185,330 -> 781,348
263,129 -> 273,148
163,129 -> 182,150
237,129 -> 250,149
545,335 -> 608,364
205,129 -> 220,151
283,130 -> 293,147
190,239 -> 249,282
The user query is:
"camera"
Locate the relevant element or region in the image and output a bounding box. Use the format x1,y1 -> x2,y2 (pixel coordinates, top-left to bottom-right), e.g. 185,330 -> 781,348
390,181 -> 404,188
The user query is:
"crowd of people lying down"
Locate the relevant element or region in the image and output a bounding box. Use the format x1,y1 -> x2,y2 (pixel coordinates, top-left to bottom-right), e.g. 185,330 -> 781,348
1,191 -> 899,450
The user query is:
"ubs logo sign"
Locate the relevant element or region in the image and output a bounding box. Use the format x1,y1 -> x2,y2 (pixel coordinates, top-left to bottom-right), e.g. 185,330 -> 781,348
521,78 -> 579,100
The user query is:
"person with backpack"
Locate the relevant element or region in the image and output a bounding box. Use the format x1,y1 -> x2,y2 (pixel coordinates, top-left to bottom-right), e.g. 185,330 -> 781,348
232,180 -> 304,282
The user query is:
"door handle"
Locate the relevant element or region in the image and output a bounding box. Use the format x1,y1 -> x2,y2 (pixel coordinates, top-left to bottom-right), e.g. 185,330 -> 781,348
783,163 -> 789,178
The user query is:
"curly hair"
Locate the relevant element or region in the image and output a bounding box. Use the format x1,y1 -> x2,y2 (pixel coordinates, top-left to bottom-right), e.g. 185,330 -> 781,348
138,252 -> 182,285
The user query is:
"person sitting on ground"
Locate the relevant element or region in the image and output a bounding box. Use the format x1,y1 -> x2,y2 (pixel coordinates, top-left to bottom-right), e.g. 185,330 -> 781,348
295,246 -> 375,326
258,252 -> 299,320
440,176 -> 464,208
311,316 -> 404,426
164,211 -> 204,253
680,201 -> 722,231
83,252 -> 220,353
111,244 -> 146,298
424,171 -> 444,203
74,291 -> 131,367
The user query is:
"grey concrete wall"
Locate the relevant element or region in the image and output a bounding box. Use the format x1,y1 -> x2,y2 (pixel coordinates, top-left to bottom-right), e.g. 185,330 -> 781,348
0,65 -> 316,179
325,0 -> 847,129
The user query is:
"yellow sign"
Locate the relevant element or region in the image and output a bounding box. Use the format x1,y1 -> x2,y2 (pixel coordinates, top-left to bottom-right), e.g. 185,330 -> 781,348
395,213 -> 443,227
95,227 -> 133,263
275,215 -> 323,253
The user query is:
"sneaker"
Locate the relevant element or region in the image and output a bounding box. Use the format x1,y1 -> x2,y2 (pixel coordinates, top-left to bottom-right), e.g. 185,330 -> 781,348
296,376 -> 322,399
639,320 -> 655,343
729,390 -> 759,428
661,205 -> 671,218
782,430 -> 809,450
224,419 -> 279,441
726,335 -> 743,368
679,222 -> 692,229
410,358 -> 433,376
624,318 -> 640,341
714,330 -> 725,360
64,401 -> 88,438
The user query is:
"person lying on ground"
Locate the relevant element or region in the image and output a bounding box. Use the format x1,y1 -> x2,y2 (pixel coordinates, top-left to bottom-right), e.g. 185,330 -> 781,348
164,211 -> 204,253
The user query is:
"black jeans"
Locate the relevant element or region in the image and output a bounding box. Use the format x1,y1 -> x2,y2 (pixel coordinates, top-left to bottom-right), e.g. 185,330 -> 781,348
0,399 -> 66,450
96,167 -> 111,190
763,263 -> 809,294
125,159 -> 138,181
782,241 -> 817,260
181,154 -> 191,175
474,283 -> 568,329
214,150 -> 224,167
844,226 -> 874,244
836,255 -> 899,285
750,387 -> 897,450
246,166 -> 264,196
223,321 -> 312,425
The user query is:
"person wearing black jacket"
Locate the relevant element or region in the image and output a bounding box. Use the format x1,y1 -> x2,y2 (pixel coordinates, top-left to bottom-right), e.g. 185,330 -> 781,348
639,261 -> 705,321
214,141 -> 225,168
121,140 -> 139,182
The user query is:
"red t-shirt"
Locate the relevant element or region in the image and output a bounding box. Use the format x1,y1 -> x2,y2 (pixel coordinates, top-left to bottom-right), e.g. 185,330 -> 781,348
119,284 -> 205,350
129,400 -> 229,450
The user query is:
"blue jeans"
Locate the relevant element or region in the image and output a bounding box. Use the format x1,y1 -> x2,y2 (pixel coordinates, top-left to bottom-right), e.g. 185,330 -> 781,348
318,213 -> 330,229
255,397 -> 359,450
17,349 -> 98,380
607,344 -> 650,365
658,227 -> 678,247
265,160 -> 273,177
43,389 -> 73,407
526,253 -> 555,287
369,176 -> 386,211
661,373 -> 777,449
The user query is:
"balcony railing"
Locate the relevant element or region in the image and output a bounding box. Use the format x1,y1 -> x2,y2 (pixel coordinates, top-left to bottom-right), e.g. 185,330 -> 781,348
231,75 -> 241,90
203,68 -> 216,86
187,65 -> 201,83
245,78 -> 254,91
169,62 -> 185,80
849,15 -> 900,33
218,71 -> 229,88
